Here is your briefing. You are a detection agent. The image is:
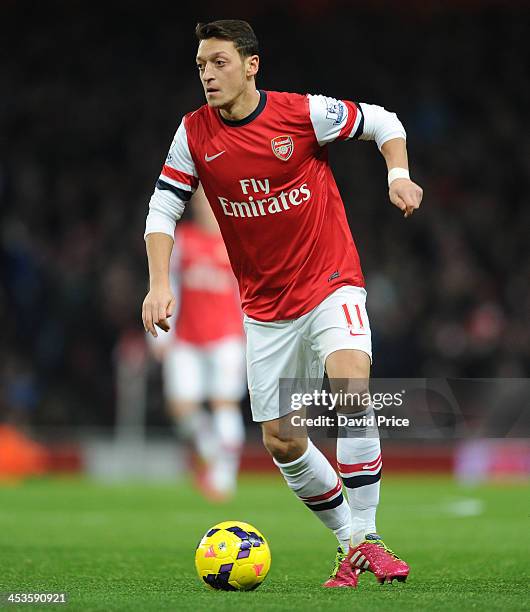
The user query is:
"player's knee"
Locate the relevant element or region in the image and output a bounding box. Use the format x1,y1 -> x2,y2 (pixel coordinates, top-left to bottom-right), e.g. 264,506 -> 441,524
262,428 -> 306,463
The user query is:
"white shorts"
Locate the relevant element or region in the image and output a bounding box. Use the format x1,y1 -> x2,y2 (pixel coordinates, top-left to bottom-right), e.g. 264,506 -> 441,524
244,286 -> 372,422
163,336 -> 247,403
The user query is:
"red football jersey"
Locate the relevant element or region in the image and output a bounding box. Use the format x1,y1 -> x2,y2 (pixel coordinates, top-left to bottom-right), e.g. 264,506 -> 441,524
155,91 -> 373,321
172,222 -> 243,345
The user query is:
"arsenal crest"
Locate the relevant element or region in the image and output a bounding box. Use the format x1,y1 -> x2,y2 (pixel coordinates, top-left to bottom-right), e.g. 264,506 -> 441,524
271,135 -> 294,161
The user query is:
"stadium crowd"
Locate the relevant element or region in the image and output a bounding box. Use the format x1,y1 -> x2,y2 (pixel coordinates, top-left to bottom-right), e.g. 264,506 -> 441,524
1,2 -> 528,428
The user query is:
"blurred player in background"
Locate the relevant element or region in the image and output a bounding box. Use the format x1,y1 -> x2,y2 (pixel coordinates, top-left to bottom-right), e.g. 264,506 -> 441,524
149,185 -> 246,501
143,20 -> 423,588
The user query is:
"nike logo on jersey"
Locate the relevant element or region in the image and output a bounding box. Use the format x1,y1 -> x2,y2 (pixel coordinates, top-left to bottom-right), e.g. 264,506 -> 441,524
349,332 -> 366,337
205,151 -> 226,162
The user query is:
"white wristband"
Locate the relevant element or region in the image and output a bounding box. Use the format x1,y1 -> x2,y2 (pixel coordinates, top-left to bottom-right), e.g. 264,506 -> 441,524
388,167 -> 410,186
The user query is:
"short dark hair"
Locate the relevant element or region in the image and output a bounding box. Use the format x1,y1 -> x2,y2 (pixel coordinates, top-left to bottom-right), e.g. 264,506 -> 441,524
195,20 -> 259,58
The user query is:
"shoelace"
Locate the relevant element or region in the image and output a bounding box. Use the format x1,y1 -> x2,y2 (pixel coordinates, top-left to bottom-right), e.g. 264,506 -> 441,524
368,538 -> 402,560
329,547 -> 347,577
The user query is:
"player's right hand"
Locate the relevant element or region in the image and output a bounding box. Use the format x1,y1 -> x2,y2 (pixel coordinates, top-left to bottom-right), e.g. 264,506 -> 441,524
389,178 -> 423,218
142,286 -> 176,337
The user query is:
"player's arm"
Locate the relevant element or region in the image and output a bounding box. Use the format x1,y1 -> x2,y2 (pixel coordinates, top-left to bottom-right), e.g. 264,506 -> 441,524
307,95 -> 423,217
360,104 -> 423,218
146,236 -> 182,358
143,119 -> 198,337
144,233 -> 175,337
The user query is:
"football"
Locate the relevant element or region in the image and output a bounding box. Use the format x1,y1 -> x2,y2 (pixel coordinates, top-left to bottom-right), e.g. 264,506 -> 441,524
195,520 -> 271,591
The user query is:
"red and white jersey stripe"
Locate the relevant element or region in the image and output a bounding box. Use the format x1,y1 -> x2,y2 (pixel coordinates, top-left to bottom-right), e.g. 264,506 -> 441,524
159,120 -> 199,194
308,95 -> 364,145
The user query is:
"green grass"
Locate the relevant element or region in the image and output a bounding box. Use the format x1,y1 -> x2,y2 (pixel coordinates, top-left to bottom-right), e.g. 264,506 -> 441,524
0,475 -> 528,611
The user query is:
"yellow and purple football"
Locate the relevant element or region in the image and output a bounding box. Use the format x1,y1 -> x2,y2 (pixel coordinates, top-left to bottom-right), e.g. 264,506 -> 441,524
195,520 -> 271,591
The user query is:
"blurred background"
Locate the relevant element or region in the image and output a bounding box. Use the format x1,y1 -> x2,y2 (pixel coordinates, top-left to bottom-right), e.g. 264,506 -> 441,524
0,0 -> 528,482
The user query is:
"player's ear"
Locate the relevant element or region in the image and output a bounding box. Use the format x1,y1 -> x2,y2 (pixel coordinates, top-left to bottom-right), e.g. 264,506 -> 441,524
246,54 -> 259,78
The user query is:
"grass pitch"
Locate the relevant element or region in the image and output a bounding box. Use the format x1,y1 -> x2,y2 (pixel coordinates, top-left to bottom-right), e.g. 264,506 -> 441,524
0,474 -> 528,611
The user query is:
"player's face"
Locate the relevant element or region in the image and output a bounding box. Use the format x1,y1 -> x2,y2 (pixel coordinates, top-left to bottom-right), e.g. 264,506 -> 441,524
196,39 -> 255,108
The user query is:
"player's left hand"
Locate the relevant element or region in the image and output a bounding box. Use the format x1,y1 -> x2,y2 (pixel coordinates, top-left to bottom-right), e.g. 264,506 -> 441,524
389,178 -> 423,218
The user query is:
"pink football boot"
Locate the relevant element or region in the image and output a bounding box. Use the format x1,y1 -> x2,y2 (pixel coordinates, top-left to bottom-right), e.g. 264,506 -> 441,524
348,534 -> 410,584
323,547 -> 360,588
